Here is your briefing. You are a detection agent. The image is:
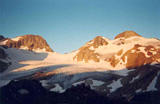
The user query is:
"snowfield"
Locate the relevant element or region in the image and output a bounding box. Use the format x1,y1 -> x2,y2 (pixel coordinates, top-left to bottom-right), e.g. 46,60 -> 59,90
0,47 -> 131,91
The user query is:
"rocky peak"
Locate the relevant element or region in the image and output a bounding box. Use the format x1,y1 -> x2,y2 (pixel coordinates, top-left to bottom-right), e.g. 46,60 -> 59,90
114,31 -> 141,39
4,34 -> 53,52
91,36 -> 108,48
73,36 -> 108,63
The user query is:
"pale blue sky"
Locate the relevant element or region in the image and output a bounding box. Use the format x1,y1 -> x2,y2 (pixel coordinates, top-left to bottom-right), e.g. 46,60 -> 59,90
0,0 -> 160,53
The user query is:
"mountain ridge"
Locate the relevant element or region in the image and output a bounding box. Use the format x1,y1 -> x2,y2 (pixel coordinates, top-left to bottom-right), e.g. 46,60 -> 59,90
0,31 -> 160,102
74,31 -> 160,70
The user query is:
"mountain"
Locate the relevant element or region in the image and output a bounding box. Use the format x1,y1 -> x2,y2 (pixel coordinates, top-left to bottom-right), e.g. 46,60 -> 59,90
74,31 -> 160,69
0,34 -> 53,52
71,31 -> 160,99
0,31 -> 160,103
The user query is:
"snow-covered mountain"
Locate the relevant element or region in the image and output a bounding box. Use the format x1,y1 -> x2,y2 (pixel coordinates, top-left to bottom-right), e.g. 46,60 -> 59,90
0,34 -> 53,52
74,31 -> 160,69
0,31 -> 160,100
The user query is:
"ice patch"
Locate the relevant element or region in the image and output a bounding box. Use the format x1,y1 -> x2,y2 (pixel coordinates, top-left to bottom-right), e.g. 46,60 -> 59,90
50,84 -> 66,93
91,79 -> 104,86
108,79 -> 122,93
40,80 -> 50,87
0,80 -> 11,87
112,69 -> 134,76
90,79 -> 105,89
136,89 -> 142,93
73,80 -> 85,86
130,75 -> 140,83
18,89 -> 29,95
146,71 -> 160,91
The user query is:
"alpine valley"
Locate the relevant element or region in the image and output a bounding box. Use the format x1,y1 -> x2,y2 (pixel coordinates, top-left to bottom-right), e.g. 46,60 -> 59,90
0,31 -> 160,104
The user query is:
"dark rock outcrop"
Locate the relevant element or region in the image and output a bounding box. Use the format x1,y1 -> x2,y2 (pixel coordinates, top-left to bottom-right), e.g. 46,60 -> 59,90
0,80 -> 129,104
0,47 -> 10,72
0,35 -> 5,41
0,80 -> 47,104
1,79 -> 160,104
0,60 -> 10,72
130,91 -> 160,104
0,48 -> 7,59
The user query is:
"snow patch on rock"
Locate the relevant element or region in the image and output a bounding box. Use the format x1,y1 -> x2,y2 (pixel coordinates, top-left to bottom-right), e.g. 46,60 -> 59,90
130,74 -> 140,83
11,36 -> 22,41
108,79 -> 122,93
18,89 -> 29,95
146,71 -> 160,91
50,84 -> 66,93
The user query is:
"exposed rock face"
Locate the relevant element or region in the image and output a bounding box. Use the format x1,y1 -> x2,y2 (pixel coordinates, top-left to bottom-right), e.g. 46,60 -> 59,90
4,35 -> 53,52
108,44 -> 160,68
114,31 -> 141,39
74,46 -> 100,62
89,36 -> 108,48
74,36 -> 108,62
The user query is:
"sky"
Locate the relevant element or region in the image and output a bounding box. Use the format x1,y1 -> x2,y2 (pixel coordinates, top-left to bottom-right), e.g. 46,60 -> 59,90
0,0 -> 160,53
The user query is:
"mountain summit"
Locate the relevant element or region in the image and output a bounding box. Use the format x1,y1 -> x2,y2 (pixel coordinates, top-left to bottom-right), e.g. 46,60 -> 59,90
114,31 -> 141,39
0,35 -> 53,52
73,36 -> 109,62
